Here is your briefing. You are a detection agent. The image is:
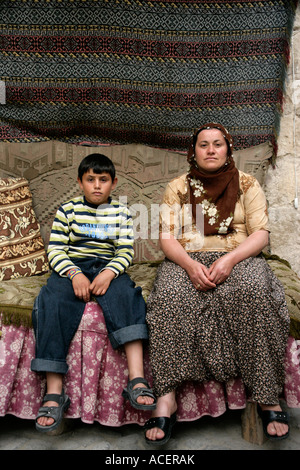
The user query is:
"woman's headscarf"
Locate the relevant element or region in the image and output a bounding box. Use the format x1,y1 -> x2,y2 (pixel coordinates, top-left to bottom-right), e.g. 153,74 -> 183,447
187,122 -> 240,236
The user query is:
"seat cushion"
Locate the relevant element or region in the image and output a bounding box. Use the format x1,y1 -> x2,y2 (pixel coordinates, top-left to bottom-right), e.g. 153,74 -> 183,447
0,257 -> 300,339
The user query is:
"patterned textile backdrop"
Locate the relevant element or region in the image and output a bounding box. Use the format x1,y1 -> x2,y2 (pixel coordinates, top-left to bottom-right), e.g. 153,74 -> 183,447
0,0 -> 298,152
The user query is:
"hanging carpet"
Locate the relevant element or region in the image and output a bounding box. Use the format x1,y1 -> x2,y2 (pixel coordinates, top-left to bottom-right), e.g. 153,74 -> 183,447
0,0 -> 298,152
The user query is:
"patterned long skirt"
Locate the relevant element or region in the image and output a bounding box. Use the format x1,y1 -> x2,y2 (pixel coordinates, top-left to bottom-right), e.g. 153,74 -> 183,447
146,252 -> 290,405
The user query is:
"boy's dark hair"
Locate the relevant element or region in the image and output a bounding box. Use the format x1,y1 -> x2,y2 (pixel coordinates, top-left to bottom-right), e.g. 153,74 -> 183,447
78,153 -> 116,181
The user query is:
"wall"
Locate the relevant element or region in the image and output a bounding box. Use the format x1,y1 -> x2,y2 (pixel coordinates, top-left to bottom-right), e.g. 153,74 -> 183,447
264,3 -> 300,274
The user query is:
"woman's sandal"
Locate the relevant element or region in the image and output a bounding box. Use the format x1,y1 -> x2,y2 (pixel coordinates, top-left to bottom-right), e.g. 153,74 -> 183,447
144,413 -> 177,446
35,389 -> 71,433
257,405 -> 290,441
122,377 -> 157,410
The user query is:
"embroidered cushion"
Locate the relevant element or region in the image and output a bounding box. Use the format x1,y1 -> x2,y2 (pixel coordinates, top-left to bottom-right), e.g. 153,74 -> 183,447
0,177 -> 49,281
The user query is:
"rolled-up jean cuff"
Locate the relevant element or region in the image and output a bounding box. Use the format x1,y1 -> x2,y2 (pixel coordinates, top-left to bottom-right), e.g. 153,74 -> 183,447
31,358 -> 69,375
109,324 -> 148,349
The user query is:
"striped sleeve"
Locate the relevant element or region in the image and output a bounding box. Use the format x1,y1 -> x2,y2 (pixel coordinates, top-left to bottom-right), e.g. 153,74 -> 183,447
47,204 -> 81,275
102,203 -> 134,276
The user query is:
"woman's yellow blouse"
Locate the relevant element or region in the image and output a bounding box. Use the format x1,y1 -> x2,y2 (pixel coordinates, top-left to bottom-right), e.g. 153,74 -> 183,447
159,170 -> 270,252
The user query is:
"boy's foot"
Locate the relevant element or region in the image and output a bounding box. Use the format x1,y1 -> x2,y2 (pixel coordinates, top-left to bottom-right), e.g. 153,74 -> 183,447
122,377 -> 156,410
37,398 -> 58,427
35,390 -> 70,432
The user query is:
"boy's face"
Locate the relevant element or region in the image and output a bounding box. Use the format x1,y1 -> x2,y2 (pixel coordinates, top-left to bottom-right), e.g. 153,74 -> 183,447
77,169 -> 117,206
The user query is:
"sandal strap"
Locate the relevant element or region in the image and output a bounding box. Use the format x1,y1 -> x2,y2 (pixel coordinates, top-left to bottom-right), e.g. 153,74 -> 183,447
43,393 -> 64,405
144,416 -> 170,432
144,413 -> 176,434
127,377 -> 149,390
36,405 -> 62,421
130,387 -> 155,400
122,377 -> 156,411
126,378 -> 155,400
262,410 -> 289,425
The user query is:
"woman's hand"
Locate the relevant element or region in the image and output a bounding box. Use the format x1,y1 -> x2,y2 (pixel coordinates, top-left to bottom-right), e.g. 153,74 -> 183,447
208,254 -> 234,285
186,259 -> 216,291
206,230 -> 269,285
160,234 -> 217,291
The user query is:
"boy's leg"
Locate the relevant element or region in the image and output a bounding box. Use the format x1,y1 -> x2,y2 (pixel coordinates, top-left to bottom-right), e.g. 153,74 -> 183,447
124,339 -> 154,407
95,272 -> 148,348
37,372 -> 63,428
31,271 -> 86,375
95,272 -> 155,409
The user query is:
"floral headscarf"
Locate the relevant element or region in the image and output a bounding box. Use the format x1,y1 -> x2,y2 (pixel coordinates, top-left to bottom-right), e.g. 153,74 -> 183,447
187,122 -> 240,236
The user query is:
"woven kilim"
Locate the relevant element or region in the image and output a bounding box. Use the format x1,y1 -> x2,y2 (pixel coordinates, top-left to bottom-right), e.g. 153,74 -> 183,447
0,0 -> 298,152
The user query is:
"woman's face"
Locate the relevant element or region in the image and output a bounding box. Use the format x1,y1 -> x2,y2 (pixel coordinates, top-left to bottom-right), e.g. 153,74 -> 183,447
194,128 -> 228,173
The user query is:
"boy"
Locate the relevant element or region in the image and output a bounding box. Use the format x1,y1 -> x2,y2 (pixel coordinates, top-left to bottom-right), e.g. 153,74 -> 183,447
31,153 -> 156,432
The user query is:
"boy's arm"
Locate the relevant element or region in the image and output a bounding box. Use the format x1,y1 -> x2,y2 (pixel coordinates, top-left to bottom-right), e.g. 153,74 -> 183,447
47,205 -> 82,276
100,205 -> 134,277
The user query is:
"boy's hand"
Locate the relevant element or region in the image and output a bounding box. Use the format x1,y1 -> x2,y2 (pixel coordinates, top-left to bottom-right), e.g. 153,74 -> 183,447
89,269 -> 116,296
71,273 -> 92,302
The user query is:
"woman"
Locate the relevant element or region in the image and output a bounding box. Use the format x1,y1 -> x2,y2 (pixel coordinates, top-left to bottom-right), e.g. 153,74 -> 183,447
145,123 -> 290,445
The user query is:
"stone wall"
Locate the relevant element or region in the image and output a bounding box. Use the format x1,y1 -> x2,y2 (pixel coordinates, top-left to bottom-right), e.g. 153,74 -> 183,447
264,3 -> 300,275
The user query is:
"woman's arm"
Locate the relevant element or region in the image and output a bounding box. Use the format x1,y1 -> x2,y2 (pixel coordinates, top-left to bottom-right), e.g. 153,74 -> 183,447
160,229 -> 269,291
208,229 -> 269,285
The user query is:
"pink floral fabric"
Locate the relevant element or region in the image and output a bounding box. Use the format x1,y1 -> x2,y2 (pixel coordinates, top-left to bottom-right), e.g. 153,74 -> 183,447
1,301 -> 299,425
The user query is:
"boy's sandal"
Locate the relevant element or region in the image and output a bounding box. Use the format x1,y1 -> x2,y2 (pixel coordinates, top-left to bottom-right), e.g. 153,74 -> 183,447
122,377 -> 157,410
35,390 -> 71,433
144,413 -> 177,446
257,405 -> 290,441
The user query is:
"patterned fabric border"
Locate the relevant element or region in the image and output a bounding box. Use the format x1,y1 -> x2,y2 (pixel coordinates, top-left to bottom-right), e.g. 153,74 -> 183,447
0,0 -> 298,152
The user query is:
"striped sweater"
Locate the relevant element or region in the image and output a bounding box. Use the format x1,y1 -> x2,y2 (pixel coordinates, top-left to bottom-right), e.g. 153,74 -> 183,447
47,196 -> 134,277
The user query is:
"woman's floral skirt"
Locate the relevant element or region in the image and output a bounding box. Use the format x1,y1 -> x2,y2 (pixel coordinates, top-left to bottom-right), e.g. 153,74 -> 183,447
146,252 -> 290,404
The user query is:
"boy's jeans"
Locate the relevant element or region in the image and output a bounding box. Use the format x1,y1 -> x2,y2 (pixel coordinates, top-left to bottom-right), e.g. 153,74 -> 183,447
31,258 -> 148,375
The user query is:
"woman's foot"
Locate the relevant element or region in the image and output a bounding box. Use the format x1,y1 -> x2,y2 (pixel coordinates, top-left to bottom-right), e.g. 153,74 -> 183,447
144,392 -> 177,443
258,404 -> 289,440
